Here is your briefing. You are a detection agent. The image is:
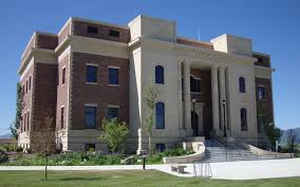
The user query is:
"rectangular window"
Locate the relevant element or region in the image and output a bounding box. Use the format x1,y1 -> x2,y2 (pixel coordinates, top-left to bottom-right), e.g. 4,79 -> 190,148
109,30 -> 120,37
86,65 -> 98,83
62,68 -> 66,84
88,26 -> 98,34
108,68 -> 119,85
106,107 -> 119,120
190,76 -> 201,92
84,106 -> 97,129
25,80 -> 28,94
156,144 -> 166,153
29,76 -> 31,90
27,112 -> 30,132
257,87 -> 266,100
85,144 -> 96,152
61,107 -> 64,129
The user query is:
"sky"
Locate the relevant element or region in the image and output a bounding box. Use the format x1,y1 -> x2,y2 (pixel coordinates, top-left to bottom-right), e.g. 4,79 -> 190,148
0,0 -> 299,135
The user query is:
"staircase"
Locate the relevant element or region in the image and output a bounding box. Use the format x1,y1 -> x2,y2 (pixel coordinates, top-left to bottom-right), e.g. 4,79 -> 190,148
201,139 -> 280,163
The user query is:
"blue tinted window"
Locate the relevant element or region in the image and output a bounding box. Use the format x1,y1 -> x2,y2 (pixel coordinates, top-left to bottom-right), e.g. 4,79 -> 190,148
241,108 -> 247,131
156,143 -> 166,152
106,107 -> 119,120
109,68 -> 119,85
155,65 -> 164,84
239,77 -> 246,93
85,106 -> 97,129
86,65 -> 97,83
156,102 -> 165,129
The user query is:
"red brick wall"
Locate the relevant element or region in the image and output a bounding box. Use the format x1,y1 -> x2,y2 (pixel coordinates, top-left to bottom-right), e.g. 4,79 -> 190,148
56,54 -> 70,130
190,69 -> 212,136
58,22 -> 71,44
36,34 -> 58,50
19,62 -> 34,132
255,78 -> 274,123
70,52 -> 129,130
73,21 -> 130,43
177,38 -> 213,49
32,63 -> 58,131
253,54 -> 271,68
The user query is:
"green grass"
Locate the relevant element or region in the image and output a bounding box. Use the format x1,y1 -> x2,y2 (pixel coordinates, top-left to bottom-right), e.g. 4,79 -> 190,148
0,170 -> 300,187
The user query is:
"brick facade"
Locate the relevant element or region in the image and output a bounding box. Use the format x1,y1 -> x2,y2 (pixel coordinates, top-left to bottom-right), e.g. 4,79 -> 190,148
18,16 -> 275,152
73,21 -> 130,43
70,52 -> 129,130
255,78 -> 274,124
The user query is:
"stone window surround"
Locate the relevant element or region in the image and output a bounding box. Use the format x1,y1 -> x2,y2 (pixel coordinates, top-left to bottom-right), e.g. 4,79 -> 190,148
86,63 -> 99,85
108,66 -> 120,86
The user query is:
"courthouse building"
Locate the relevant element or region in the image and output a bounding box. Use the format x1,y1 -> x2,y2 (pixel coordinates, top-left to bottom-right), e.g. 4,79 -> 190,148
18,15 -> 274,152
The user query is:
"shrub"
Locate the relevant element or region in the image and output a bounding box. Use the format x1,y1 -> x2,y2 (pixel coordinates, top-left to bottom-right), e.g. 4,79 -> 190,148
99,118 -> 129,153
0,150 -> 8,163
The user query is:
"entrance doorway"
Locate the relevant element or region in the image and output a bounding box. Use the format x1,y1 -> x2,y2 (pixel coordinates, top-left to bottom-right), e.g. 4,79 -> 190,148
191,111 -> 199,136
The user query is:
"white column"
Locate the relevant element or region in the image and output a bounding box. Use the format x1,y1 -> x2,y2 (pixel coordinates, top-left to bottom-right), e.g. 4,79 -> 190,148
218,66 -> 227,136
178,62 -> 183,130
211,65 -> 220,133
183,61 -> 192,132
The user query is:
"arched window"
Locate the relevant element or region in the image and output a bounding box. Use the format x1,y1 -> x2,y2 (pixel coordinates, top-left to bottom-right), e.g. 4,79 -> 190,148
156,102 -> 165,129
155,65 -> 164,84
241,108 -> 248,131
239,77 -> 246,93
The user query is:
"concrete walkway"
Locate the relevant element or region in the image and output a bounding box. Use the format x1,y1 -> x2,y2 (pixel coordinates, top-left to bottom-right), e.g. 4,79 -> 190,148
1,158 -> 300,180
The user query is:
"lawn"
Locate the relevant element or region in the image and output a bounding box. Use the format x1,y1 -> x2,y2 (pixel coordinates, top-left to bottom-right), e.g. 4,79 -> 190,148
0,170 -> 300,187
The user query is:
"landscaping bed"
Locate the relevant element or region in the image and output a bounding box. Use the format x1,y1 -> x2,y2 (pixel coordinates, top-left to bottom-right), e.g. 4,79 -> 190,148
0,148 -> 194,166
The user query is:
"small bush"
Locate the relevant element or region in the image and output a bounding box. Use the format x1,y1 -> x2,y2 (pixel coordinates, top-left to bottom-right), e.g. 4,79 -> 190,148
0,150 -> 8,163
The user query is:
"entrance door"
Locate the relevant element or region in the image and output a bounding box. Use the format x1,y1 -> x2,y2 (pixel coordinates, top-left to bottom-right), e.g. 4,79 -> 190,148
191,111 -> 199,136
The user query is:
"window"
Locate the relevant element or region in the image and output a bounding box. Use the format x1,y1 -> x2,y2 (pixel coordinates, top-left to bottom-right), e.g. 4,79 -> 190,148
61,107 -> 64,129
239,77 -> 246,93
156,144 -> 166,153
156,102 -> 165,129
25,80 -> 28,94
109,30 -> 120,37
190,76 -> 201,92
27,112 -> 30,132
257,87 -> 266,100
155,65 -> 164,84
106,107 -> 119,120
86,65 -> 98,83
29,76 -> 31,90
85,144 -> 96,152
88,26 -> 98,34
241,108 -> 248,131
108,68 -> 119,85
62,68 -> 66,84
84,106 -> 97,129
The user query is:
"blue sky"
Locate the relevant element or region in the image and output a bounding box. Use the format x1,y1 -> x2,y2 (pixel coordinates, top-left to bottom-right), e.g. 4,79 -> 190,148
0,0 -> 299,135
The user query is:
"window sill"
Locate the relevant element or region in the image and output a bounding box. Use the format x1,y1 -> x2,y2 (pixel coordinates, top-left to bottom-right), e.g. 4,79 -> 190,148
108,84 -> 120,87
86,82 -> 98,85
191,91 -> 204,95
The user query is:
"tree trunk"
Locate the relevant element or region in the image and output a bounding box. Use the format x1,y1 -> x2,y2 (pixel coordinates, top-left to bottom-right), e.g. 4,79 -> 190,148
148,135 -> 152,155
44,154 -> 48,181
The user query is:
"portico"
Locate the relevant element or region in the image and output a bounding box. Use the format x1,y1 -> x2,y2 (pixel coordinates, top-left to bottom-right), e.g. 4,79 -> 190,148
180,58 -> 231,139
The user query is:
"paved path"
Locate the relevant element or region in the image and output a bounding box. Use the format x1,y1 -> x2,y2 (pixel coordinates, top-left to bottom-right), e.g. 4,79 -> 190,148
1,158 -> 300,180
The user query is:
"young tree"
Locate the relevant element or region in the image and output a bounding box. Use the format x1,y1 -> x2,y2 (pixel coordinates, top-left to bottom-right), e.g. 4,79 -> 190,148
287,129 -> 297,153
143,86 -> 159,155
257,101 -> 281,150
99,118 -> 129,153
31,114 -> 56,181
10,83 -> 24,140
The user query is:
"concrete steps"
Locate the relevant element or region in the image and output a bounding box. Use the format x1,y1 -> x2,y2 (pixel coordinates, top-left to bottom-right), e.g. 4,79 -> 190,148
201,139 -> 279,163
